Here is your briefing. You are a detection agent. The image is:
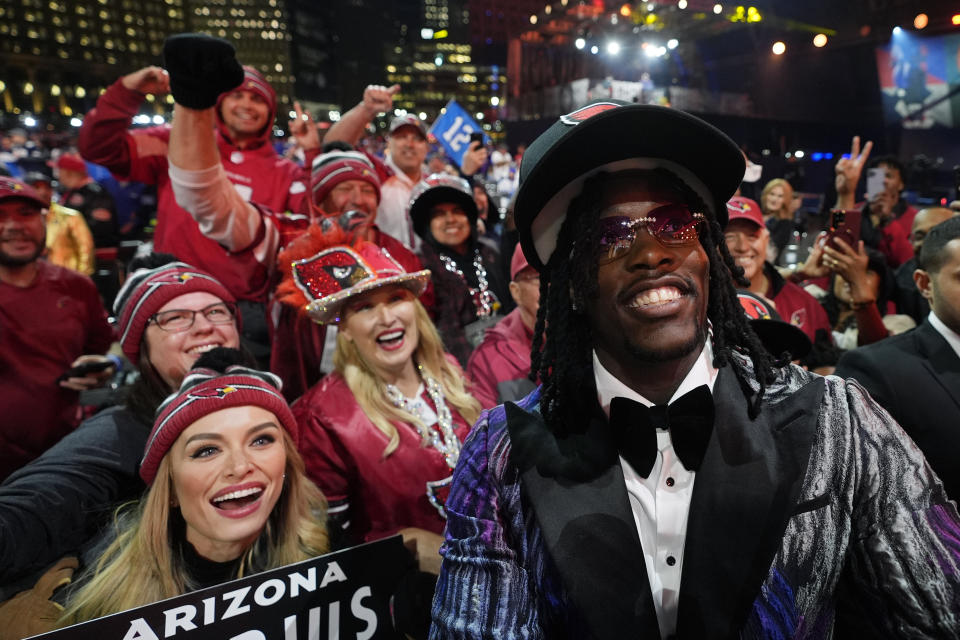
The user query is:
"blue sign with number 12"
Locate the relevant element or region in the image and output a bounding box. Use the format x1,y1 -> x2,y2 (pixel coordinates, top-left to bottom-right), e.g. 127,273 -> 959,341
429,100 -> 488,170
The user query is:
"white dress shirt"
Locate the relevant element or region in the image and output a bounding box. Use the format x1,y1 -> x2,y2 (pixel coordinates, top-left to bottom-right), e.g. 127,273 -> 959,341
928,311 -> 960,360
593,341 -> 719,638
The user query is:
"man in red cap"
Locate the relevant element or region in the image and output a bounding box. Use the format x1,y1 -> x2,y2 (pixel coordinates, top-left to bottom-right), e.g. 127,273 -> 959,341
0,177 -> 114,481
77,51 -> 317,361
466,244 -> 540,408
723,195 -> 831,344
53,153 -> 118,254
324,83 -> 489,249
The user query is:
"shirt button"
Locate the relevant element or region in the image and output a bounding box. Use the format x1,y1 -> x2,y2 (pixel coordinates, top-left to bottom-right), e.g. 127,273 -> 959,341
666,555 -> 676,566
665,477 -> 675,487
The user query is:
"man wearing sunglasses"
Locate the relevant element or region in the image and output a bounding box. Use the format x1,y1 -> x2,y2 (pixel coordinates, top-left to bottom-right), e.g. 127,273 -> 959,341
430,102 -> 960,639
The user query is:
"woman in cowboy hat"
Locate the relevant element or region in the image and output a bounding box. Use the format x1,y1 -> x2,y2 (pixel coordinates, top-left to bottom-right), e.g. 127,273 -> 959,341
276,226 -> 480,576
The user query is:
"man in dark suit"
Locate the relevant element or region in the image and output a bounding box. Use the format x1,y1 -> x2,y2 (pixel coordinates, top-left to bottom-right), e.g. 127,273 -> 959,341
429,102 -> 960,639
837,216 -> 960,501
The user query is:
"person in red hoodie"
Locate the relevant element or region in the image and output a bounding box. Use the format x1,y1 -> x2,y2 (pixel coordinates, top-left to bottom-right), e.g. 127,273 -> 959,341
77,46 -> 315,361
466,244 -> 539,408
158,34 -> 431,399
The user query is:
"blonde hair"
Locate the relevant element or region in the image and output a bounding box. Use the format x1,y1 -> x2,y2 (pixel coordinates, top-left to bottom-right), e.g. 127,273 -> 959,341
59,431 -> 328,626
760,178 -> 794,219
334,298 -> 481,457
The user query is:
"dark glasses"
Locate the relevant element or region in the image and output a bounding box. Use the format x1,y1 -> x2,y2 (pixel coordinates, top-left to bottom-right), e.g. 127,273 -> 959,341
596,204 -> 705,264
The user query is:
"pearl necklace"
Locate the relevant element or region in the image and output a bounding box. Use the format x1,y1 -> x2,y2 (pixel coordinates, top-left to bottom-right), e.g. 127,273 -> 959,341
438,250 -> 497,318
384,363 -> 461,469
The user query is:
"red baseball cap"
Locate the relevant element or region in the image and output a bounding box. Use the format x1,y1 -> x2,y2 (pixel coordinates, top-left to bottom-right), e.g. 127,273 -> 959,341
53,153 -> 88,174
725,196 -> 764,228
510,244 -> 533,280
0,176 -> 47,208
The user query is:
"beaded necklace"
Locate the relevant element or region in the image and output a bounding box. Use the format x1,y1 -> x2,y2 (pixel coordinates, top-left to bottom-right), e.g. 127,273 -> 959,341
438,250 -> 497,318
384,363 -> 461,469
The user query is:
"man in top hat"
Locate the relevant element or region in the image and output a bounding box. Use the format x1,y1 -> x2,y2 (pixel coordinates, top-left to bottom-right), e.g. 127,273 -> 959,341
325,83 -> 489,249
0,177 -> 114,482
430,102 -> 960,639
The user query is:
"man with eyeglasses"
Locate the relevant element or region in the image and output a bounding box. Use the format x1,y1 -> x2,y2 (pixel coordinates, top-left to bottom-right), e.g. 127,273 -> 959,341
430,102 -> 960,639
0,177 -> 114,481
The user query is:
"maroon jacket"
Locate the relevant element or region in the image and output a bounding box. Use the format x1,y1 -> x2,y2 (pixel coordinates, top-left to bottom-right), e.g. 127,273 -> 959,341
0,262 -> 113,481
78,80 -> 309,302
466,308 -> 535,409
765,263 -> 832,342
293,369 -> 471,542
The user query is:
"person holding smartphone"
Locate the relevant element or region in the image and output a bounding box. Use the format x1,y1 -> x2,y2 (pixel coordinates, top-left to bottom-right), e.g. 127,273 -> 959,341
832,137 -> 915,268
0,177 -> 114,483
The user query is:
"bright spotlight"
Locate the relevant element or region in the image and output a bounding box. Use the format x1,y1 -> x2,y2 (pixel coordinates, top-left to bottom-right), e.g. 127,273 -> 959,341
421,28 -> 434,39
152,115 -> 165,125
607,41 -> 621,55
892,26 -> 902,35
713,3 -> 722,14
813,33 -> 827,47
794,150 -> 805,159
530,15 -> 537,24
678,0 -> 687,8
914,13 -> 928,29
70,117 -> 82,127
419,112 -> 427,120
772,41 -> 786,55
23,116 -> 37,127
953,14 -> 960,26
667,38 -> 679,49
491,96 -> 500,106
575,37 -> 586,49
620,3 -> 631,17
590,45 -> 599,54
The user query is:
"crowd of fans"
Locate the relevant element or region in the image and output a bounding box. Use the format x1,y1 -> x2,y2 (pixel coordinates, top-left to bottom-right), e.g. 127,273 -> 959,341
0,32 -> 959,638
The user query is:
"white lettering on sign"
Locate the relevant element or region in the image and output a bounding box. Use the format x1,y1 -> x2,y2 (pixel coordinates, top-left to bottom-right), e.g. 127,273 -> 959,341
328,600 -> 340,640
164,604 -> 198,637
121,618 -> 160,640
351,587 -> 377,640
289,567 -> 317,597
319,561 -> 347,588
228,632 -> 266,640
254,579 -> 286,607
440,116 -> 475,153
222,585 -> 253,619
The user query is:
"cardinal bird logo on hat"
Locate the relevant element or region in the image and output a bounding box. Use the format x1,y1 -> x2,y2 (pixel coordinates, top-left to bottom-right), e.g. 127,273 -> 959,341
188,385 -> 238,400
292,248 -> 374,301
560,102 -> 620,126
739,296 -> 773,321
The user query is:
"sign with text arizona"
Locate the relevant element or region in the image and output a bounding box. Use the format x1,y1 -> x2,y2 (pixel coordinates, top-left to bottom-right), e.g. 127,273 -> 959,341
33,536 -> 407,640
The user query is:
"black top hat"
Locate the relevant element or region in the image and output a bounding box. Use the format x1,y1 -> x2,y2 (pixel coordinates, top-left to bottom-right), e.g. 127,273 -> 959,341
737,290 -> 813,361
514,101 -> 745,271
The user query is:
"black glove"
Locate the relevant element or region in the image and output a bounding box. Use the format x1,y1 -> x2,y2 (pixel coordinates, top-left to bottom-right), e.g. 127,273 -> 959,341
162,33 -> 245,110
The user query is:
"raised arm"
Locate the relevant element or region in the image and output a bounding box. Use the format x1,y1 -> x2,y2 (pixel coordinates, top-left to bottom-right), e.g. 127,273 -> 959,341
77,67 -> 170,183
163,34 -> 266,252
324,84 -> 401,147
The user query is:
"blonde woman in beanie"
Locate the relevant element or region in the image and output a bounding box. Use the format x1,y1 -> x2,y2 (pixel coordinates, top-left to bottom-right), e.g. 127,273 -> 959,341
59,355 -> 328,625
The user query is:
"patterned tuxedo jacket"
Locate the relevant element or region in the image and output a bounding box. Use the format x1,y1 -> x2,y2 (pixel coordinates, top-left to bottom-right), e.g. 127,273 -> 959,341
429,359 -> 960,639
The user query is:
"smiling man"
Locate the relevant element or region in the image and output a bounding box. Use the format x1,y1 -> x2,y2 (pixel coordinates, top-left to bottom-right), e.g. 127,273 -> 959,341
429,102 -> 960,639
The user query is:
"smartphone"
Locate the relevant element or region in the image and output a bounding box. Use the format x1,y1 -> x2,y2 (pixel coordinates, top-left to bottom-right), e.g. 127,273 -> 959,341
826,209 -> 862,252
470,131 -> 484,146
56,359 -> 114,383
865,167 -> 885,201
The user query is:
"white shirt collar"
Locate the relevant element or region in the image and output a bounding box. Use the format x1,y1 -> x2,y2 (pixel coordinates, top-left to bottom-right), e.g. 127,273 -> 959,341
594,338 -> 719,418
928,311 -> 960,360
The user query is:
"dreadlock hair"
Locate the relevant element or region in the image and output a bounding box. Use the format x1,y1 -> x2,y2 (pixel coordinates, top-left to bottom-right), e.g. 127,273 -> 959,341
529,168 -> 780,433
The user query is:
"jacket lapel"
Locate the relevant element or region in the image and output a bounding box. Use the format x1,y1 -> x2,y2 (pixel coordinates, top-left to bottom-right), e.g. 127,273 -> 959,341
506,400 -> 660,640
676,367 -> 825,639
917,321 -> 960,413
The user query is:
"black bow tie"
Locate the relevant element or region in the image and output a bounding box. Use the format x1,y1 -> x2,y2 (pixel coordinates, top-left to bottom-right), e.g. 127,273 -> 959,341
608,385 -> 714,478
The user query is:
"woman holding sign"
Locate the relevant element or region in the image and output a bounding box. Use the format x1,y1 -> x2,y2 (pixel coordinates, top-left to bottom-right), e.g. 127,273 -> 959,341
58,354 -> 328,625
408,173 -> 507,366
275,226 -> 480,577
